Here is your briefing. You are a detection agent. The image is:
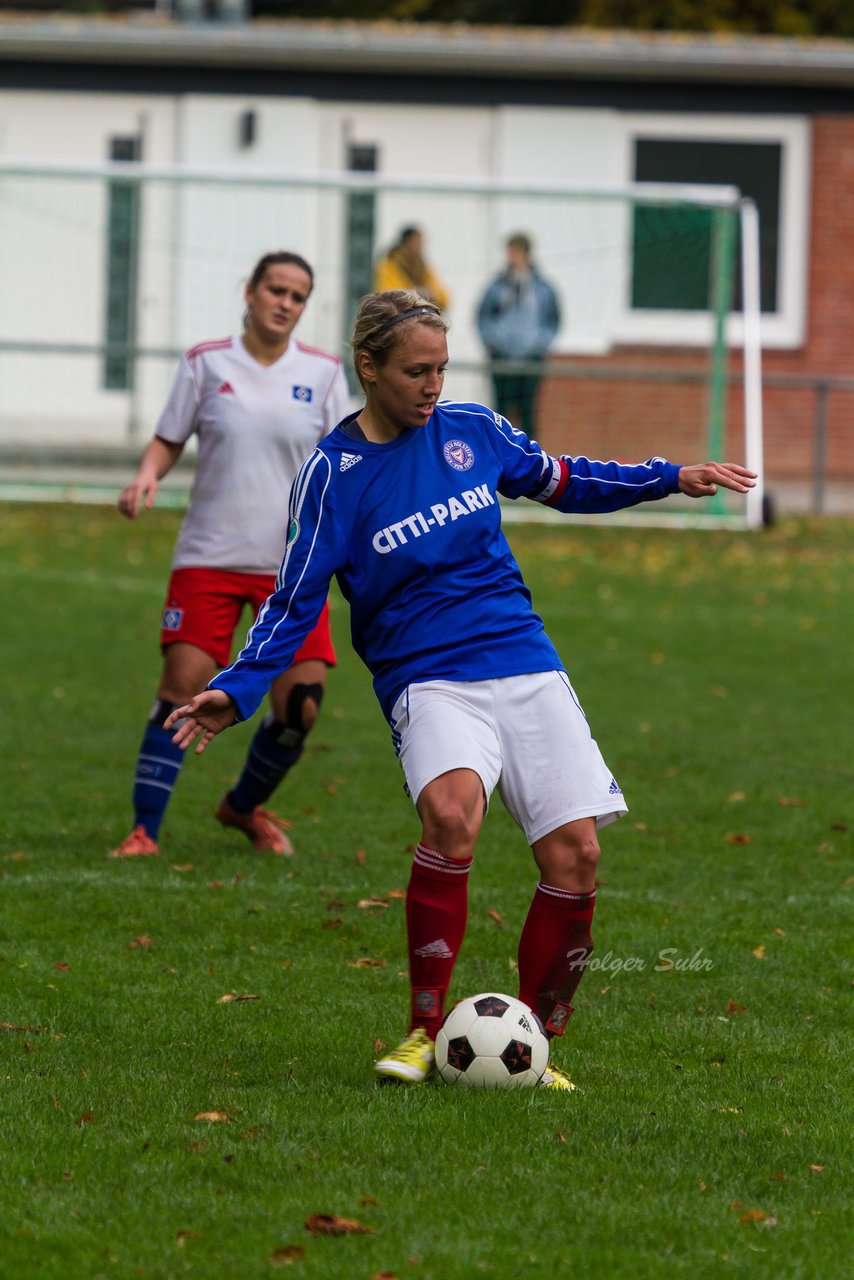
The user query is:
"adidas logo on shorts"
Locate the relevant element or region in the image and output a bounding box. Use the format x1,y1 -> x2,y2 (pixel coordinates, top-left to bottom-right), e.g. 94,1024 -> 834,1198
340,452 -> 363,472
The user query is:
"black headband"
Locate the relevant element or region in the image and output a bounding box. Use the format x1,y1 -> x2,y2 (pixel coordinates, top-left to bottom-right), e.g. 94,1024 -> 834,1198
376,306 -> 439,334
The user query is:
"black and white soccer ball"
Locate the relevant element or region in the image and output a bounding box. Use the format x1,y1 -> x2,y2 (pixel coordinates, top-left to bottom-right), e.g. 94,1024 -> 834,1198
435,992 -> 548,1088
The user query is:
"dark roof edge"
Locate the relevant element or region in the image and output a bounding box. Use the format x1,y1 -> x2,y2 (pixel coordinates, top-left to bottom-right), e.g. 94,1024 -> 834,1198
1,17 -> 854,87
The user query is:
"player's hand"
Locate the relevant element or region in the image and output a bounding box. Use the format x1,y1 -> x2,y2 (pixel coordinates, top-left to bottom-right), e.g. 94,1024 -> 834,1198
165,690 -> 237,755
118,474 -> 158,519
678,462 -> 757,498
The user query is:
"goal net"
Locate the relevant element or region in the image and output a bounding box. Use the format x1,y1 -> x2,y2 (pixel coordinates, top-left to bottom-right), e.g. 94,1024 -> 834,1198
0,161 -> 762,526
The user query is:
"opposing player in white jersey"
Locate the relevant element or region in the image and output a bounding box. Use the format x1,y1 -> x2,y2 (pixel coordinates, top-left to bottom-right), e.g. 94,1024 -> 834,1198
164,289 -> 756,1088
111,251 -> 350,859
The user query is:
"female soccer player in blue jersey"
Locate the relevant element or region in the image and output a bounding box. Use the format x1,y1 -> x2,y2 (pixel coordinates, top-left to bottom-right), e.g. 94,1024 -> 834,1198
166,289 -> 756,1089
111,251 -> 349,860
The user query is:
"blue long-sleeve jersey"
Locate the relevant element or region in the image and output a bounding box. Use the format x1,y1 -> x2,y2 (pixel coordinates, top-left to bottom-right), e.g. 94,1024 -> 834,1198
210,401 -> 681,724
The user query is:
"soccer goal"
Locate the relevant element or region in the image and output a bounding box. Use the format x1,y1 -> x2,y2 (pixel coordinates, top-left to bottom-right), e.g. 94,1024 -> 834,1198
0,160 -> 762,527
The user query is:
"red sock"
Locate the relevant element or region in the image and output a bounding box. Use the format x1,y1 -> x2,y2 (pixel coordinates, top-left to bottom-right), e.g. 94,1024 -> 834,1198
517,883 -> 596,1037
405,842 -> 472,1038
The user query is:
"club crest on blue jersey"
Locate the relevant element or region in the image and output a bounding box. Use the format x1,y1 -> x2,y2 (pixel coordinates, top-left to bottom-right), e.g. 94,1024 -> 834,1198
287,517 -> 300,545
443,438 -> 474,471
292,385 -> 313,402
163,607 -> 183,631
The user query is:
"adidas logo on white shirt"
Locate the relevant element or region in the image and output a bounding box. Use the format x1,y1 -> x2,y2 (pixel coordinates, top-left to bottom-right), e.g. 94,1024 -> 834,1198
414,938 -> 453,959
340,451 -> 363,472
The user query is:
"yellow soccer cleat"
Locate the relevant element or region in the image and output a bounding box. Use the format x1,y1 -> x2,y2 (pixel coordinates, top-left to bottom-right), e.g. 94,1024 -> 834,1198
539,1062 -> 578,1091
374,1028 -> 436,1084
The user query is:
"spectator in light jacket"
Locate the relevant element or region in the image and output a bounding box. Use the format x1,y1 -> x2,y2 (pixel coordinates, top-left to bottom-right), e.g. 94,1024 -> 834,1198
476,233 -> 560,441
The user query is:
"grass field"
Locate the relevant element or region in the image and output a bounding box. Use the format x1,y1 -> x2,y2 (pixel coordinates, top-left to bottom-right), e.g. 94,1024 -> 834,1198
1,503 -> 851,1280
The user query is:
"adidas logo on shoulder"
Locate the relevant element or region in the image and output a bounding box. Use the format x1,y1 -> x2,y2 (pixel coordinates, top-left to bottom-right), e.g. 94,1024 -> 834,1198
340,451 -> 363,472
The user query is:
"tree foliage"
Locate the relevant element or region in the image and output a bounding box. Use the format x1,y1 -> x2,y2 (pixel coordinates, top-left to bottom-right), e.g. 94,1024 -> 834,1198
253,0 -> 854,39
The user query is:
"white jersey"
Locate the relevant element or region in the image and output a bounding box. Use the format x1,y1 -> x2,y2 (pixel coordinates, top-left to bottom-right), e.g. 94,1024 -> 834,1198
156,334 -> 350,573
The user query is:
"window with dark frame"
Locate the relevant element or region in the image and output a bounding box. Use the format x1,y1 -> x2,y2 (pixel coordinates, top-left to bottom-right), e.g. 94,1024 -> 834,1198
103,135 -> 141,391
631,138 -> 781,315
343,142 -> 378,391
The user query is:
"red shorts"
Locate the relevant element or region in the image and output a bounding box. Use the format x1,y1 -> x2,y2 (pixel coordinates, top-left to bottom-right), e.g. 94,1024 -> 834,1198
160,567 -> 336,670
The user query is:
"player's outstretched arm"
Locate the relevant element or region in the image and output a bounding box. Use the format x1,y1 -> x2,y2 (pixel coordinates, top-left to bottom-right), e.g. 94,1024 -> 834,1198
164,690 -> 237,756
679,462 -> 757,498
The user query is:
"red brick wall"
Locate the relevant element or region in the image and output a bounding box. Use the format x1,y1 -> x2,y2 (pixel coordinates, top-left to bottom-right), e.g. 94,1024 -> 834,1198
536,115 -> 854,484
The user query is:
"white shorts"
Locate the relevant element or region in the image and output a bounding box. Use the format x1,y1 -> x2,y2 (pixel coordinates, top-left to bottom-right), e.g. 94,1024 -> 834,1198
389,671 -> 628,846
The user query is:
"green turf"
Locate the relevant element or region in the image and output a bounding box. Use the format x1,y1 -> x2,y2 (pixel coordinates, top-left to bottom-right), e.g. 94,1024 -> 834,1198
1,505 -> 851,1280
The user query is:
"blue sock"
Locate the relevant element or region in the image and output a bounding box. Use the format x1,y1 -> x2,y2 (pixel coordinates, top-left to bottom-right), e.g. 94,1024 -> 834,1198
228,714 -> 304,815
132,701 -> 185,840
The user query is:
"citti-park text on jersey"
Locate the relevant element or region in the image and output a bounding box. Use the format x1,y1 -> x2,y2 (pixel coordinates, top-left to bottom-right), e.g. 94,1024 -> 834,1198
371,484 -> 495,555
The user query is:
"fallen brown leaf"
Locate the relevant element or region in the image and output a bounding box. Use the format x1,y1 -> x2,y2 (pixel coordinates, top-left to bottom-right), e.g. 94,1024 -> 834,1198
208,880 -> 224,890
269,1244 -> 305,1266
809,1164 -> 826,1173
176,1229 -> 201,1248
725,1000 -> 747,1017
726,833 -> 754,845
305,1214 -> 374,1236
1,1022 -> 41,1033
769,1171 -> 787,1182
74,1111 -> 94,1126
322,919 -> 343,929
356,899 -> 388,910
384,889 -> 406,900
347,958 -> 385,968
194,1111 -> 229,1123
55,962 -> 70,971
738,1209 -> 766,1225
172,863 -> 194,873
359,1196 -> 381,1206
778,796 -> 805,807
554,1131 -> 568,1145
130,935 -> 155,949
217,993 -> 260,1003
355,850 -> 366,865
487,909 -> 504,927
752,945 -> 766,960
373,1038 -> 388,1054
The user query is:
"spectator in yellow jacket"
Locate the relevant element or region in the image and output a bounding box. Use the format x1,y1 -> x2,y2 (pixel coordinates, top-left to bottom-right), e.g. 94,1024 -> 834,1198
374,226 -> 450,312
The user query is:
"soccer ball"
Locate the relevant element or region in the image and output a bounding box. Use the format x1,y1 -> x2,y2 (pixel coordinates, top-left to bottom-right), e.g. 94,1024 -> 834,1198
435,993 -> 548,1088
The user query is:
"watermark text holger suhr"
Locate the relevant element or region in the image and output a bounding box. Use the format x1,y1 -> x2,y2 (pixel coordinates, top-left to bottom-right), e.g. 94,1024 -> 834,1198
568,947 -> 714,975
